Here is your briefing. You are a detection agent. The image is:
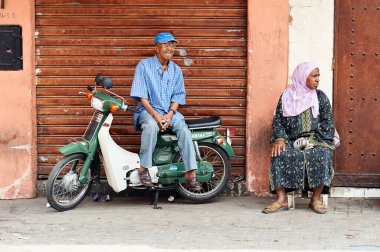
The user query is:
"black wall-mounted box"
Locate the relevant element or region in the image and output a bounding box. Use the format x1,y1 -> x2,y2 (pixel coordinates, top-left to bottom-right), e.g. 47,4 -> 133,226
0,25 -> 22,70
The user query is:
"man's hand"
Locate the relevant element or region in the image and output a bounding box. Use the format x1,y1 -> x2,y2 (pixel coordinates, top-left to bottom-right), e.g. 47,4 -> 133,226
271,139 -> 286,157
152,112 -> 166,131
162,118 -> 171,131
161,111 -> 174,131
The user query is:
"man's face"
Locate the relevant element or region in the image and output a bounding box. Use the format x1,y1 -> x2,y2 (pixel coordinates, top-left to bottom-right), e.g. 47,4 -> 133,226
306,68 -> 320,90
155,41 -> 177,63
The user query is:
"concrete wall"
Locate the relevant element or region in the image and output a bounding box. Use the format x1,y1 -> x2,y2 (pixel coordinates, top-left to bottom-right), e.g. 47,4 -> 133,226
246,0 -> 289,195
246,0 -> 334,194
288,0 -> 334,101
0,1 -> 36,198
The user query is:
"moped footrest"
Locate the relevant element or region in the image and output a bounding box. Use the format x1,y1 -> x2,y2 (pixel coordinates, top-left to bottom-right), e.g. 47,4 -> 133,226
156,161 -> 213,184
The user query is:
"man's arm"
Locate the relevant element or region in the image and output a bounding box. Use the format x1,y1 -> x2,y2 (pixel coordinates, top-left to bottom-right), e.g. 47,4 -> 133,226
130,62 -> 148,102
168,102 -> 179,115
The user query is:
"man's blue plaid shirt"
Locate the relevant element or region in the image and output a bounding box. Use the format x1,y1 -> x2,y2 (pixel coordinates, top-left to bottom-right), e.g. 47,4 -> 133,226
130,55 -> 186,129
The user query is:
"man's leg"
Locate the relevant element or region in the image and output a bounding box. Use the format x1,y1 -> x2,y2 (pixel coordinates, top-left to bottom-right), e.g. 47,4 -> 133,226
138,111 -> 159,186
172,119 -> 202,190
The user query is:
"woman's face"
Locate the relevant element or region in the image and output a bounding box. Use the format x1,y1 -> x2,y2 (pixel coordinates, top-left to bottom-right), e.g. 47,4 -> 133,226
306,68 -> 320,90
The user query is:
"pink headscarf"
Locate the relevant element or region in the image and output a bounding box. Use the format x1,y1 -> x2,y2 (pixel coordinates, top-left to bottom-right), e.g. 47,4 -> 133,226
282,62 -> 319,118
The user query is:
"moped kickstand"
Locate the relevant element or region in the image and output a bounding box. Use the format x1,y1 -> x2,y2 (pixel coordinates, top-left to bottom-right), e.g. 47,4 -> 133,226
149,187 -> 162,210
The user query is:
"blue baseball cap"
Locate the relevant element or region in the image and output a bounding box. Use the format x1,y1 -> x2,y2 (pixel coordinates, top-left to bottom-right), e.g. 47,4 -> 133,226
154,32 -> 179,45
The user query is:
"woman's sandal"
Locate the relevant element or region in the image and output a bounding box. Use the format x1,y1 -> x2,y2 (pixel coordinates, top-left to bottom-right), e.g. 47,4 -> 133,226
262,201 -> 289,214
309,200 -> 327,214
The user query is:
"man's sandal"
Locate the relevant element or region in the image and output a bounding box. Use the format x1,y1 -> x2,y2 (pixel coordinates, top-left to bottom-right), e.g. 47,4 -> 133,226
262,202 -> 289,214
138,170 -> 153,187
183,177 -> 202,191
309,200 -> 327,214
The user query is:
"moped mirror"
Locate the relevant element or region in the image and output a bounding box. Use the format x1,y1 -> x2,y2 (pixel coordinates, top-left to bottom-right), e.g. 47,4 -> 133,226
95,73 -> 103,85
101,77 -> 112,89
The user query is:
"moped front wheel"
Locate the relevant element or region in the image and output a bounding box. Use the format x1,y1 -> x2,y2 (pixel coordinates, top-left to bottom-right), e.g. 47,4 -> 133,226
46,153 -> 98,211
173,143 -> 231,202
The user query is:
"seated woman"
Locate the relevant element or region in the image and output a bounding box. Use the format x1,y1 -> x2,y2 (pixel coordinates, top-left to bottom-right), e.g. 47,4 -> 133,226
262,62 -> 335,214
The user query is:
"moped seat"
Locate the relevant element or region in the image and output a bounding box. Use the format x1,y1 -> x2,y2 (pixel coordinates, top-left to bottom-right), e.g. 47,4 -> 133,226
185,116 -> 221,130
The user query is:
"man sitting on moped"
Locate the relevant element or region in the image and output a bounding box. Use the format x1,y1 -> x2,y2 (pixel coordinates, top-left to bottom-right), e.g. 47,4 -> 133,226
130,32 -> 202,191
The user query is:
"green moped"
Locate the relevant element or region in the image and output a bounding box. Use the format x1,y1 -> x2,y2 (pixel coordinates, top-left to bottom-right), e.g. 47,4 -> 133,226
46,74 -> 235,211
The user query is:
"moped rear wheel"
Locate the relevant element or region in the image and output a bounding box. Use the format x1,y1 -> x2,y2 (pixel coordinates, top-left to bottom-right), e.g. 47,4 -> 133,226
46,153 -> 98,211
173,143 -> 231,202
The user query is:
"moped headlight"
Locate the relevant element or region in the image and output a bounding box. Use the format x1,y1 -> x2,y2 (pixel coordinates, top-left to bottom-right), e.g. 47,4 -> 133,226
91,96 -> 104,111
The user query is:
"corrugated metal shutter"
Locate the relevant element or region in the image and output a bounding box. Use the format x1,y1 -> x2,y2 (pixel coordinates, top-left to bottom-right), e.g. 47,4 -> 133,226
35,0 -> 247,179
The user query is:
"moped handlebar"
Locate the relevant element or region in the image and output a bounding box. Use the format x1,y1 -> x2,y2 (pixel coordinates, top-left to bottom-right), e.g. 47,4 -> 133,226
120,103 -> 137,113
127,107 -> 138,113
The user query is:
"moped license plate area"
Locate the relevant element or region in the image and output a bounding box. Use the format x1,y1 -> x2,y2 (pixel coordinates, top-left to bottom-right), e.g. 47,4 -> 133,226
157,161 -> 213,184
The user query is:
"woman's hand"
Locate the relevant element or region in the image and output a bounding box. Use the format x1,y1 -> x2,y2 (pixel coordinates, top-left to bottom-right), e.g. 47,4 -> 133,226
271,140 -> 286,157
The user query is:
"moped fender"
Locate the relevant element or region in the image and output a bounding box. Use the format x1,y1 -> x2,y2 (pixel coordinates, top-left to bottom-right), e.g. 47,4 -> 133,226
198,138 -> 235,158
59,141 -> 90,156
191,130 -> 235,157
58,141 -> 97,184
215,140 -> 235,158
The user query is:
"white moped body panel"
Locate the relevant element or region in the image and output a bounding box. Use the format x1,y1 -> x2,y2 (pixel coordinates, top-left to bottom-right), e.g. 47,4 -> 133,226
98,114 -> 140,192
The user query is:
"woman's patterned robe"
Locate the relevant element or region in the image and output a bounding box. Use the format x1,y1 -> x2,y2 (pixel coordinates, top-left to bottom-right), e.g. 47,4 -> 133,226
269,89 -> 335,193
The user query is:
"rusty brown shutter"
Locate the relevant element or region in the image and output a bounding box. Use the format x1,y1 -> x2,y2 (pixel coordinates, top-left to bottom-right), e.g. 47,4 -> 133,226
35,0 -> 247,179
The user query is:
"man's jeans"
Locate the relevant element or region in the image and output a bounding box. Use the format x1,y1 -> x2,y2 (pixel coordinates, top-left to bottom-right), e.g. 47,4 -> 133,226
138,110 -> 197,171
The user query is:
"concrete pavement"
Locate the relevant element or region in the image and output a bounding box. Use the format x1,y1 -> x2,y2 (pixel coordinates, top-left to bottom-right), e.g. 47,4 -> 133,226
0,194 -> 379,251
